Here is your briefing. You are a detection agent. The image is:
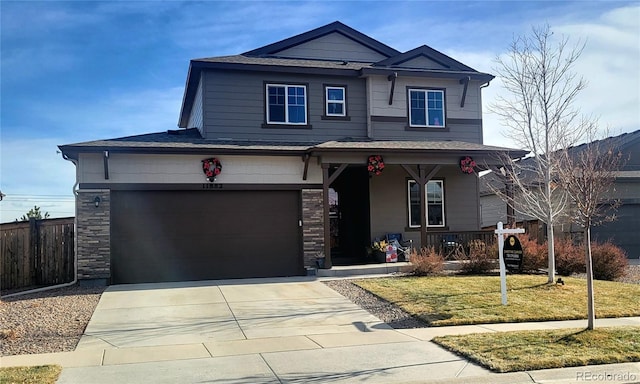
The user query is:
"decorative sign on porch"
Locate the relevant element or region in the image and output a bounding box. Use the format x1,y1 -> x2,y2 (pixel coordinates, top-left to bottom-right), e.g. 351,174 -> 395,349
202,158 -> 222,182
503,235 -> 524,273
367,155 -> 385,176
459,156 -> 477,174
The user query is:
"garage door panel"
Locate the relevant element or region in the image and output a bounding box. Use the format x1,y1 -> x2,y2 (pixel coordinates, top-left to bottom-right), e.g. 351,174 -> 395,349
592,204 -> 639,259
111,190 -> 303,283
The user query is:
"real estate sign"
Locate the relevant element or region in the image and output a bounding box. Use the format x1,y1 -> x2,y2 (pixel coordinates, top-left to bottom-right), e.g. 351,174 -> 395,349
503,235 -> 523,272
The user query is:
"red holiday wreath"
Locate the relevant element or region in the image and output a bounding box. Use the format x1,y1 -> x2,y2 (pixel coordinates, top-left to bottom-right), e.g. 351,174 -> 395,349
367,155 -> 385,176
459,156 -> 477,174
202,158 -> 222,182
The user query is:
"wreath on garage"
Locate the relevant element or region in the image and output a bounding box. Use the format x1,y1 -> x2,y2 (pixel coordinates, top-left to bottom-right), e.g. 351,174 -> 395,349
202,158 -> 222,182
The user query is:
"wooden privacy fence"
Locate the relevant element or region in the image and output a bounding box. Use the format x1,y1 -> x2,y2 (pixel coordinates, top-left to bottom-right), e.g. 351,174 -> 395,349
1,217 -> 75,291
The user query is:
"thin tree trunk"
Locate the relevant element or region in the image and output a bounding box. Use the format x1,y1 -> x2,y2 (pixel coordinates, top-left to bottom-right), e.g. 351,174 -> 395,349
547,220 -> 556,283
585,227 -> 595,330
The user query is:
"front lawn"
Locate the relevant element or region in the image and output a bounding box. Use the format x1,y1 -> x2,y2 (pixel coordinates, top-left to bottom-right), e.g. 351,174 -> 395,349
354,275 -> 640,326
433,327 -> 640,372
0,365 -> 62,384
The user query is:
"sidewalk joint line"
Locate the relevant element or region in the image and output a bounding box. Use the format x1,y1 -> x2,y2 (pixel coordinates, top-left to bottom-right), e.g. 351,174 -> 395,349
304,335 -> 325,349
202,343 -> 214,358
259,353 -> 283,384
526,371 -> 539,383
218,287 -> 248,340
455,360 -> 469,377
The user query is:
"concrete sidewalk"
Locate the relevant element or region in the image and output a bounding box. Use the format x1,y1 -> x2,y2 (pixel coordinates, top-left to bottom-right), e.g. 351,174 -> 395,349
1,277 -> 639,383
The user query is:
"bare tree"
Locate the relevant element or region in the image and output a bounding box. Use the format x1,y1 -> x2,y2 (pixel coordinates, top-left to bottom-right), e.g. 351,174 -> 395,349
489,24 -> 588,283
557,126 -> 625,330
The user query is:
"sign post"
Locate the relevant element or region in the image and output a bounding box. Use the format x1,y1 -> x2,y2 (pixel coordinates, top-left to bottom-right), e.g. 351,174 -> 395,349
494,222 -> 525,305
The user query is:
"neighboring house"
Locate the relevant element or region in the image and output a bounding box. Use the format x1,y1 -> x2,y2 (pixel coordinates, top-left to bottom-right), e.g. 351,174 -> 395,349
60,21 -> 526,285
480,130 -> 640,259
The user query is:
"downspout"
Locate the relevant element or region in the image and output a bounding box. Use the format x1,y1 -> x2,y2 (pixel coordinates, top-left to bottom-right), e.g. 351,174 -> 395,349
1,154 -> 79,299
366,76 -> 373,139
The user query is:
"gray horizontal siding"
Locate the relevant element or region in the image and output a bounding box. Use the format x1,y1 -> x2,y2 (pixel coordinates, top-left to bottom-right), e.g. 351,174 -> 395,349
370,165 -> 481,245
371,120 -> 483,143
202,70 -> 368,141
187,77 -> 204,131
275,32 -> 388,62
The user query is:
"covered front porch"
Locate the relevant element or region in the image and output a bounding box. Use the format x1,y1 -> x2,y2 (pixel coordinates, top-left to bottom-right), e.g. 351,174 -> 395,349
305,139 -> 526,269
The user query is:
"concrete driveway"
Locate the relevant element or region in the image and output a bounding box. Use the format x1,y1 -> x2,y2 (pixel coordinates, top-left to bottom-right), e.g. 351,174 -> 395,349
56,276 -> 490,383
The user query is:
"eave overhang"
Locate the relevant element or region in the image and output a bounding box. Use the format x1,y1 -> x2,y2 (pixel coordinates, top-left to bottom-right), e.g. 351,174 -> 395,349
360,67 -> 494,83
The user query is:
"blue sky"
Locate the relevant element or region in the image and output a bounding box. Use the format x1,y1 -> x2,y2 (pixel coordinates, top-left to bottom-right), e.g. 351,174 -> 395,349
1,0 -> 638,221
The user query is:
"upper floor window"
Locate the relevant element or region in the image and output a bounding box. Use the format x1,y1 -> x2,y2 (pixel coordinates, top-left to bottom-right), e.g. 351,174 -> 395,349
325,86 -> 346,117
408,179 -> 445,228
408,89 -> 445,127
266,84 -> 307,125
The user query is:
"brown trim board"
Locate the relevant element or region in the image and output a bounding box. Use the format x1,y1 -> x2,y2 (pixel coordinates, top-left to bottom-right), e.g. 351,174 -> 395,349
370,115 -> 482,125
79,183 -> 323,191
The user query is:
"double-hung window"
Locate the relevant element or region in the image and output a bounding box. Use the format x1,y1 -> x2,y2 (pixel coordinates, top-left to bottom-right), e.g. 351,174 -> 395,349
266,84 -> 307,125
408,89 -> 445,127
325,86 -> 346,116
408,180 -> 445,228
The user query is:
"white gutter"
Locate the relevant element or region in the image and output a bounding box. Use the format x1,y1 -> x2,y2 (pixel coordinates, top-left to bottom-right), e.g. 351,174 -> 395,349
1,155 -> 79,299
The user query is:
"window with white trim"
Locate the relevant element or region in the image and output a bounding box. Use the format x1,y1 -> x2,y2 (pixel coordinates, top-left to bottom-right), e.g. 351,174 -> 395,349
266,84 -> 307,124
408,89 -> 445,127
325,86 -> 346,116
408,180 -> 445,227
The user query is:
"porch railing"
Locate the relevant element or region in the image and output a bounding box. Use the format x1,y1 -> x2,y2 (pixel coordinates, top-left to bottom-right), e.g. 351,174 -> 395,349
422,231 -> 496,259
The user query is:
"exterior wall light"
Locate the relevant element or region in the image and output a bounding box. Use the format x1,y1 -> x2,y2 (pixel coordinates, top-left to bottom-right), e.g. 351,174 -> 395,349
94,196 -> 101,207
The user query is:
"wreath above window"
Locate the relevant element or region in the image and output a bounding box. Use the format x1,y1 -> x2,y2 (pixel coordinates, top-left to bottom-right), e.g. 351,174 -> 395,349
367,155 -> 385,176
202,158 -> 222,182
460,156 -> 477,174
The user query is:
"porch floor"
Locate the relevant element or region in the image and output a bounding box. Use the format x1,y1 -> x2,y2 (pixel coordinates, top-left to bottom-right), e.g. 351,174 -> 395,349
315,261 -> 465,278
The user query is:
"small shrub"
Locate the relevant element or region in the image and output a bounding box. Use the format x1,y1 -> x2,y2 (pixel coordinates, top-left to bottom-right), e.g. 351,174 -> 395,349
555,237 -> 585,276
591,242 -> 628,281
409,246 -> 445,276
459,239 -> 497,275
518,234 -> 548,272
0,329 -> 18,340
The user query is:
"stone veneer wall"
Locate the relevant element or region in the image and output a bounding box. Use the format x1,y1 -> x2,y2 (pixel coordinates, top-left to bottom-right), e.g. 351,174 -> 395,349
301,189 -> 324,267
76,190 -> 110,281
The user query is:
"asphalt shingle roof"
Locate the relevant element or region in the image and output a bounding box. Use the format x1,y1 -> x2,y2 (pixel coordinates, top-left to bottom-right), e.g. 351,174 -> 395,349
59,129 -> 527,158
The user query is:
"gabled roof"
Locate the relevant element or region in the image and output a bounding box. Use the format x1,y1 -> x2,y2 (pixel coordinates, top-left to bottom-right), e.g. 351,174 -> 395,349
58,129 -> 319,159
243,21 -> 400,58
566,129 -> 640,160
178,21 -> 494,127
373,45 -> 478,72
480,129 -> 640,194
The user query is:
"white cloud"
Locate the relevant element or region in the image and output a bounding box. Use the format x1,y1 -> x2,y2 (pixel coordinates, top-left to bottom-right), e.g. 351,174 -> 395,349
0,86 -> 184,222
34,86 -> 185,142
0,138 -> 76,222
457,4 -> 640,148
554,5 -> 640,135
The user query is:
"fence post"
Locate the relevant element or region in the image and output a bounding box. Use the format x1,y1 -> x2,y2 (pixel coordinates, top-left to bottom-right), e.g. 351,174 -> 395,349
29,218 -> 42,285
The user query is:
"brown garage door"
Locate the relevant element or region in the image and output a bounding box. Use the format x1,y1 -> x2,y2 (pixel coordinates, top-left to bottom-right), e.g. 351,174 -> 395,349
111,190 -> 303,284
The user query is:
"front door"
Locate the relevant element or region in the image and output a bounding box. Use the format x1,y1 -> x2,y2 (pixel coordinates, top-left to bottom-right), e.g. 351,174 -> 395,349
330,166 -> 371,265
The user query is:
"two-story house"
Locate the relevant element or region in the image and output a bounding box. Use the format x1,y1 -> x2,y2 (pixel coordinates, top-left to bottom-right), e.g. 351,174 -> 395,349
60,21 -> 526,285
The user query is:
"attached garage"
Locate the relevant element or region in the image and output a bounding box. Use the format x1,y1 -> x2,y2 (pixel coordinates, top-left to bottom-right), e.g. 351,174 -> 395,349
110,190 -> 303,284
592,204 -> 640,259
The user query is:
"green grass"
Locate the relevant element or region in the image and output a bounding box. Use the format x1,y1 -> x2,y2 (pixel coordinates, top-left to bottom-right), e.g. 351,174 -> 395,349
354,275 -> 640,326
433,327 -> 640,372
0,365 -> 62,384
